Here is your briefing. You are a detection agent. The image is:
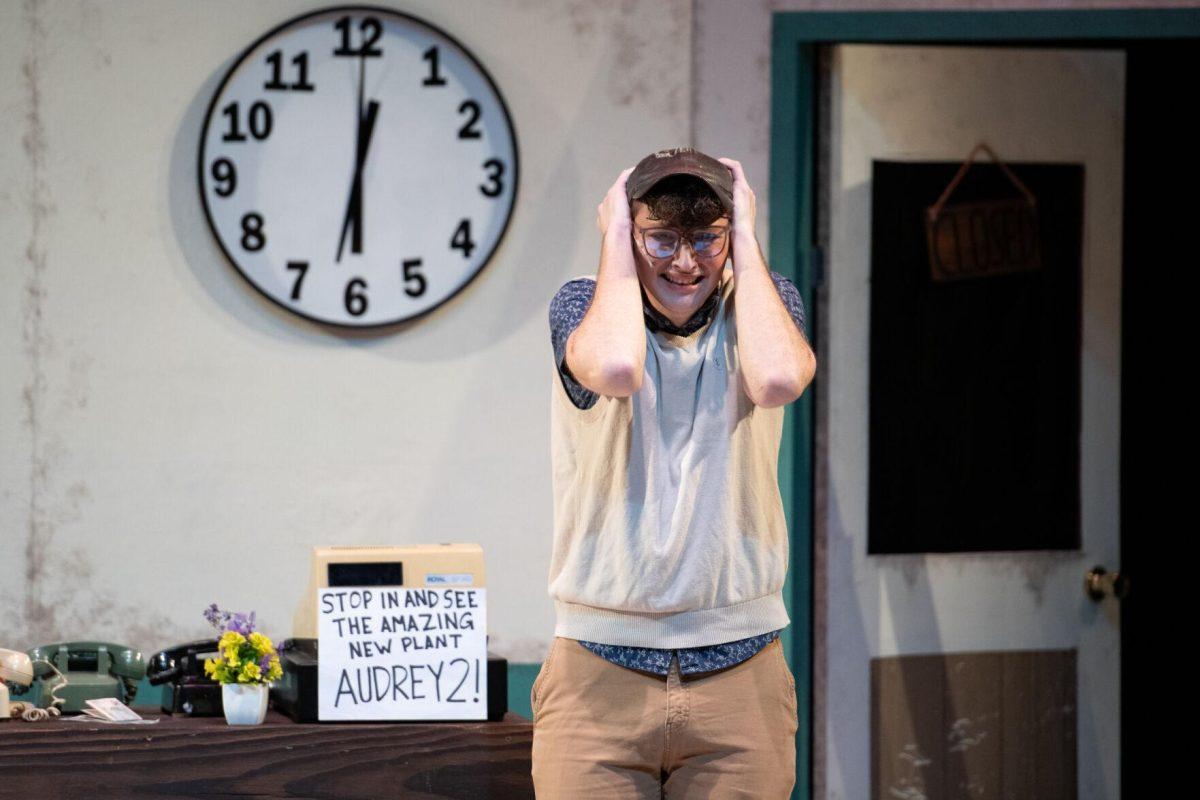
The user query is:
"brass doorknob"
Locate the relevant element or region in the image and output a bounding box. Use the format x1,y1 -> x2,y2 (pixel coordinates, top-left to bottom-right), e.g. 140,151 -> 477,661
1084,565 -> 1130,601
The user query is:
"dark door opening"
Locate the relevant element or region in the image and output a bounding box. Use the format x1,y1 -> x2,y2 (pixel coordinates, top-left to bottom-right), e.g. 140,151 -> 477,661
1119,38 -> 1192,800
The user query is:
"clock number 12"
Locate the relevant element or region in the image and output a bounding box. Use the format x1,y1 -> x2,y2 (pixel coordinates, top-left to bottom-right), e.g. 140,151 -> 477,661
333,16 -> 383,58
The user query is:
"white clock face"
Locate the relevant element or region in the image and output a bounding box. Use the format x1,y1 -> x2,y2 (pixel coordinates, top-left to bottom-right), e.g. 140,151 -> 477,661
199,6 -> 518,327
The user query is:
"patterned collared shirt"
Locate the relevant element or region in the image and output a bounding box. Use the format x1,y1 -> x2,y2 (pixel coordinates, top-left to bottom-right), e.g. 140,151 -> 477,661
550,271 -> 807,410
547,269 -> 808,676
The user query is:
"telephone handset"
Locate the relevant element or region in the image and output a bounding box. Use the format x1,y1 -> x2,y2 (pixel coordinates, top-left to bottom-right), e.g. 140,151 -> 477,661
148,639 -> 224,716
25,641 -> 145,713
1,647 -> 68,721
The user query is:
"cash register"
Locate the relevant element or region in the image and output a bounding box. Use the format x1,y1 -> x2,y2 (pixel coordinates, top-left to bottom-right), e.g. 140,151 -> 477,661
271,543 -> 508,722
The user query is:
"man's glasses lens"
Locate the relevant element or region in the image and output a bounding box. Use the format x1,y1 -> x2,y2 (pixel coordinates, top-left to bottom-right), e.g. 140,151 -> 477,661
642,228 -> 726,258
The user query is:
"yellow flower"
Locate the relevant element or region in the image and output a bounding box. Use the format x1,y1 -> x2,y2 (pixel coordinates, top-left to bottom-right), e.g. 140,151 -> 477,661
248,632 -> 273,653
222,646 -> 241,665
266,656 -> 283,682
219,631 -> 246,650
204,658 -> 217,677
239,661 -> 262,683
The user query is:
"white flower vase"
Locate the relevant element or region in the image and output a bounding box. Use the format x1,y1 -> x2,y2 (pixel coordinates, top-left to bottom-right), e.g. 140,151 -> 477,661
222,682 -> 269,725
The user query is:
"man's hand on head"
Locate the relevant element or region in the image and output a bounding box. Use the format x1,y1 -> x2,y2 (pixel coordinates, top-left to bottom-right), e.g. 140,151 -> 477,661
717,157 -> 765,277
597,167 -> 635,237
716,158 -> 757,238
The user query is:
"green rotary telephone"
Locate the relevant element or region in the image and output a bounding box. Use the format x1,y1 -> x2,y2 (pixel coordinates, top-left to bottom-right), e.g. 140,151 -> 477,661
24,642 -> 145,713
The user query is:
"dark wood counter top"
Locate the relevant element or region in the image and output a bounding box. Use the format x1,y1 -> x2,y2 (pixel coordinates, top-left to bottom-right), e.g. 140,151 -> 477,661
0,709 -> 534,799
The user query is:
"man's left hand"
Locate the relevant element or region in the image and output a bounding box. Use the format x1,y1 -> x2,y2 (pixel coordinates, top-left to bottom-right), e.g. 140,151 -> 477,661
717,157 -> 757,239
718,157 -> 763,276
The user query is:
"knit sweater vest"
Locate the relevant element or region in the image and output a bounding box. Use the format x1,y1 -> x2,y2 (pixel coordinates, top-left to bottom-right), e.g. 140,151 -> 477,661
548,267 -> 791,648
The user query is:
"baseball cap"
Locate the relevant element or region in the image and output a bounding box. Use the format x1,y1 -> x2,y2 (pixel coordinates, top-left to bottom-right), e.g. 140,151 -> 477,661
626,147 -> 734,214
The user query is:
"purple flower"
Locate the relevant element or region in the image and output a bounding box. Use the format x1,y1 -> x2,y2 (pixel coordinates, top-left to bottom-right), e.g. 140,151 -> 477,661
228,611 -> 257,636
204,604 -> 256,635
203,603 -> 233,631
259,654 -> 271,672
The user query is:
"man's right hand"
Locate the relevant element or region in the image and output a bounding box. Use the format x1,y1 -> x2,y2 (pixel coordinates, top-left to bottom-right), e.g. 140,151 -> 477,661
596,167 -> 635,236
567,165 -> 645,400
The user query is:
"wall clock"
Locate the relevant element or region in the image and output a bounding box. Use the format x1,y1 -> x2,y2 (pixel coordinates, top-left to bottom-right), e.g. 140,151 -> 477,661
198,5 -> 519,328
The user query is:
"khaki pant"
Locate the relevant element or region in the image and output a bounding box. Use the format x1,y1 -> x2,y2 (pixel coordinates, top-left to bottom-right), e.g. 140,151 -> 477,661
530,636 -> 798,799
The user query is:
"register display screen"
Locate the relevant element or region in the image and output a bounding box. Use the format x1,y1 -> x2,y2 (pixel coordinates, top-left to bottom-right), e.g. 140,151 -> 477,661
327,562 -> 404,586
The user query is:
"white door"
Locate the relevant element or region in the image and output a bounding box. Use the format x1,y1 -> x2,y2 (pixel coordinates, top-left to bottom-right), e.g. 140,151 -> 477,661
820,45 -> 1123,799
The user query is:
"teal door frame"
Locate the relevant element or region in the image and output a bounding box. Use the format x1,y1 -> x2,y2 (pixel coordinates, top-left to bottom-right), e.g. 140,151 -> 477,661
770,8 -> 1200,799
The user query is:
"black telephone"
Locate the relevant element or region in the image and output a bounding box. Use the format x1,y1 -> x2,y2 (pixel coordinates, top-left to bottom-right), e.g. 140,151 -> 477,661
148,639 -> 223,716
25,641 -> 145,713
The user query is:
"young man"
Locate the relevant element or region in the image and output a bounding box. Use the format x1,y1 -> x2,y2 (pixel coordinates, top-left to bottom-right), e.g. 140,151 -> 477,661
534,147 -> 817,798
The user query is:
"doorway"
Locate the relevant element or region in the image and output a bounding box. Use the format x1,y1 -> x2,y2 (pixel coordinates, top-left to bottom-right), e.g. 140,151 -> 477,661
771,10 -> 1200,800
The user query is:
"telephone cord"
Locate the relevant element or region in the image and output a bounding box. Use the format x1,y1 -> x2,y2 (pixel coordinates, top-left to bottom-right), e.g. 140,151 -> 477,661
9,701 -> 61,722
7,659 -> 69,722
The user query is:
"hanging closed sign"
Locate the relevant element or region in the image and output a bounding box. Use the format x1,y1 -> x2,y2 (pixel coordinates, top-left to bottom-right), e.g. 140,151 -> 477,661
924,143 -> 1042,282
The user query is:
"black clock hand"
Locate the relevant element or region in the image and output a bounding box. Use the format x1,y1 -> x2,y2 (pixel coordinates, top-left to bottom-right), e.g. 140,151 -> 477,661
345,100 -> 380,255
336,101 -> 380,259
337,55 -> 369,262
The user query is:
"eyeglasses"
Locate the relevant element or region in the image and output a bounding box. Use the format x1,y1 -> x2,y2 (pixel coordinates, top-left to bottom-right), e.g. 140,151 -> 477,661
636,226 -> 729,259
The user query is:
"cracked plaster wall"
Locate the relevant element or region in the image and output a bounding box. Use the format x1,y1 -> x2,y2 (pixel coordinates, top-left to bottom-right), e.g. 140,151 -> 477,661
0,0 -> 691,663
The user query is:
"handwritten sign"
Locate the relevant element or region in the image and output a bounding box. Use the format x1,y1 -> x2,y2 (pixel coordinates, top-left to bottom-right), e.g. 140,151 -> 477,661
317,586 -> 487,721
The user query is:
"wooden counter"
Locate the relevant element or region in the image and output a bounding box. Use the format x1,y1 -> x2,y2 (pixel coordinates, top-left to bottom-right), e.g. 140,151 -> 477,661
0,709 -> 534,799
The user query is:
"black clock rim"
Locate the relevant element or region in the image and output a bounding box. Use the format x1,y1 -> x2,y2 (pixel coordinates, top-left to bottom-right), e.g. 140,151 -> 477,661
197,3 -> 521,331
